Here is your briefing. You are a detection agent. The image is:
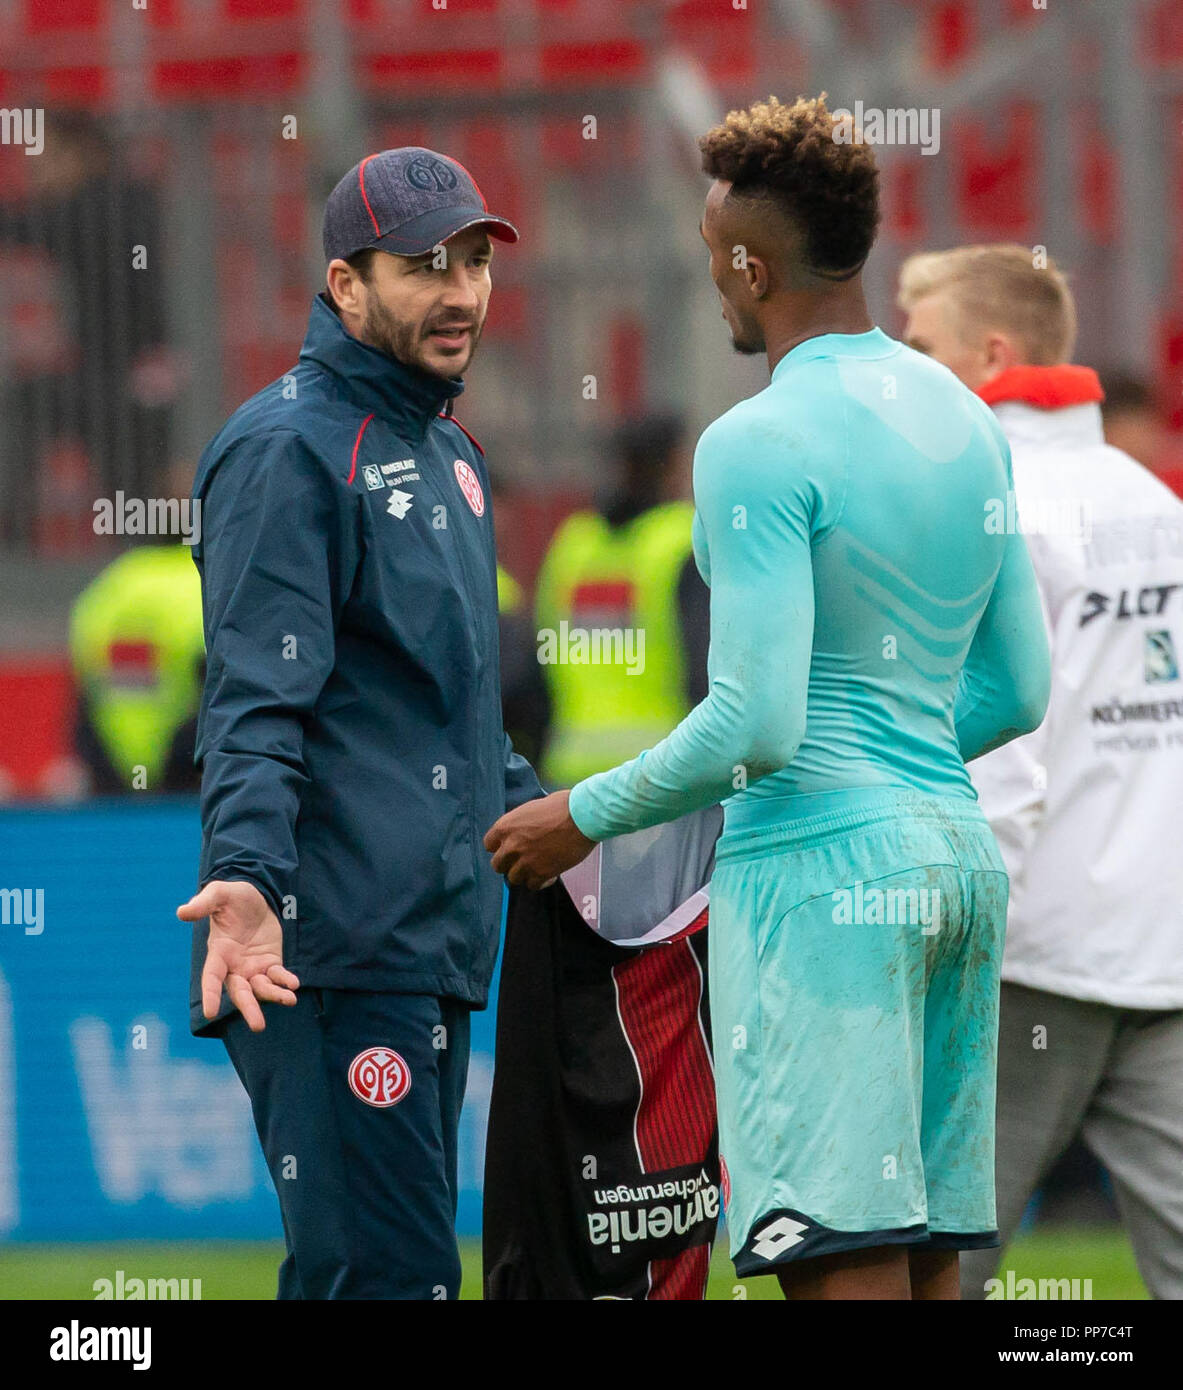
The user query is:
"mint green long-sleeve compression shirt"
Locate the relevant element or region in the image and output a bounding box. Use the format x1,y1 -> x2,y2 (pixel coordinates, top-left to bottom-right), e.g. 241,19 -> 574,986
567,328 -> 1051,843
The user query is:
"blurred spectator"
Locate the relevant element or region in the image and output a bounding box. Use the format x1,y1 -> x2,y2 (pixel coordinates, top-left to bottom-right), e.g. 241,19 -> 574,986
900,245 -> 1183,1300
498,566 -> 549,768
534,414 -> 708,787
68,462 -> 204,795
0,109 -> 182,551
486,467 -> 550,766
1098,372 -> 1173,477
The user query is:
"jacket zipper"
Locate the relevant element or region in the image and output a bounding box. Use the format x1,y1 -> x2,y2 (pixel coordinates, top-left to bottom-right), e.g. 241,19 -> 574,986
441,444 -> 488,966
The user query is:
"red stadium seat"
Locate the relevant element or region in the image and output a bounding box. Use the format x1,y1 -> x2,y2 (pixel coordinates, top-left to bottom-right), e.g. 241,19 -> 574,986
223,0 -> 302,18
956,101 -> 1040,237
362,47 -> 503,94
606,314 -> 645,418
885,161 -> 926,243
485,284 -> 526,342
667,0 -> 757,90
1079,125 -> 1116,245
19,0 -> 106,35
153,53 -> 304,102
147,0 -> 304,26
1147,0 -> 1183,65
453,119 -> 530,246
1164,317 -> 1183,433
926,0 -> 975,71
412,0 -> 499,14
538,39 -> 646,87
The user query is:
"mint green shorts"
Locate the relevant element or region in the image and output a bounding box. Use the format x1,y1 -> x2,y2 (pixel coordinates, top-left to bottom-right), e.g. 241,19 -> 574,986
708,789 -> 1009,1276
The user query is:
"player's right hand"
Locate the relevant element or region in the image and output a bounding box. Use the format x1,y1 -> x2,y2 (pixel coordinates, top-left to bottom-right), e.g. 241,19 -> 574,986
177,879 -> 300,1033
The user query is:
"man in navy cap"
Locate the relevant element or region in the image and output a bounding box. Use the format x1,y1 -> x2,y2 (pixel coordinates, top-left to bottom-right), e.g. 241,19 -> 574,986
176,149 -> 552,1299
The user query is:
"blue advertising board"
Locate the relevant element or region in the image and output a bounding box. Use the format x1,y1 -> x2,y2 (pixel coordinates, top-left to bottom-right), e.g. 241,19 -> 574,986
0,799 -> 498,1242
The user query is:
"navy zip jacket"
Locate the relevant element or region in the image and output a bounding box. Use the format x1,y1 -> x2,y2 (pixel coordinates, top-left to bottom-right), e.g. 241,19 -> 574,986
189,292 -> 542,1032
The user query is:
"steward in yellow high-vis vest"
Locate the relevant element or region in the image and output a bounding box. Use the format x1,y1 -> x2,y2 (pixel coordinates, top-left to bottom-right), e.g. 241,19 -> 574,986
497,559 -> 550,767
534,416 -> 709,787
69,544 -> 205,792
497,562 -> 523,615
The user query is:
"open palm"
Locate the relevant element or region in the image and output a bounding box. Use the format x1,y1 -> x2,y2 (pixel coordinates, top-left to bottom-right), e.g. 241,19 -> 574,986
177,879 -> 300,1032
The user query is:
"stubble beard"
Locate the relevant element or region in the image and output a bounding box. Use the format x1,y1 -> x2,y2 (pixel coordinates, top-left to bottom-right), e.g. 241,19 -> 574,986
730,313 -> 765,356
361,293 -> 484,381
721,297 -> 764,356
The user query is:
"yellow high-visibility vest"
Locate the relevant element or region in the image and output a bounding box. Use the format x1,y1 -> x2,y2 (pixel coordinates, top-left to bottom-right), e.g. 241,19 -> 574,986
497,562 -> 524,615
69,545 -> 205,787
535,500 -> 696,786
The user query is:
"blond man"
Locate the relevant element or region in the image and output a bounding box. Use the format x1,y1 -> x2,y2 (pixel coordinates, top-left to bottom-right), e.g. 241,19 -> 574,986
900,244 -> 1183,1299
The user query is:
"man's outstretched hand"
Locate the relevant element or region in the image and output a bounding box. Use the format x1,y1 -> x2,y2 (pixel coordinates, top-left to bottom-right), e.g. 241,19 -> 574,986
484,788 -> 597,890
177,879 -> 299,1032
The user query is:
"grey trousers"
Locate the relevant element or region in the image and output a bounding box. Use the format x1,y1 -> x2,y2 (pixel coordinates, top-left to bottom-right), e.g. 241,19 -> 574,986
961,982 -> 1183,1300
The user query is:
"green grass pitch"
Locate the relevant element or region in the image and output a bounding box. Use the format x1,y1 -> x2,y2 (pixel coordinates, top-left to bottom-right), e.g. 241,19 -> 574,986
0,1227 -> 1149,1300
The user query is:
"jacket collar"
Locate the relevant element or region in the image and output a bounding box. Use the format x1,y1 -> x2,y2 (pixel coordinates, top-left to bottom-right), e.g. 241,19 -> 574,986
978,364 -> 1104,411
990,399 -> 1106,451
298,292 -> 464,443
979,365 -> 1106,451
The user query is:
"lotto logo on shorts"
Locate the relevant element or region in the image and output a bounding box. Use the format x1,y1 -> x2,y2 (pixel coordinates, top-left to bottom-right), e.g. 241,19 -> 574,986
751,1215 -> 809,1260
347,1047 -> 412,1108
453,459 -> 485,516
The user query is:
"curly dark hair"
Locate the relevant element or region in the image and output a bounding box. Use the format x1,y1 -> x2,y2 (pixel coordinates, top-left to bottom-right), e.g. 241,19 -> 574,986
699,94 -> 880,278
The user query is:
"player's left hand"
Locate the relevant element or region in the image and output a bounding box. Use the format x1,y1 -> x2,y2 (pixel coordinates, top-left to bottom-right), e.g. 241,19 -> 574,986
484,789 -> 597,890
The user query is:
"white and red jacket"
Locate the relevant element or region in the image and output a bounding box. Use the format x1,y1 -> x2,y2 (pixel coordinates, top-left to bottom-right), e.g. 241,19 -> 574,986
970,365 -> 1183,1008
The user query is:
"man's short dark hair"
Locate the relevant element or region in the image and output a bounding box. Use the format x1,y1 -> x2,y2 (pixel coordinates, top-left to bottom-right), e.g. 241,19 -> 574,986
1098,371 -> 1155,417
699,94 -> 880,278
44,108 -> 111,163
326,247 -> 379,316
614,414 -> 684,475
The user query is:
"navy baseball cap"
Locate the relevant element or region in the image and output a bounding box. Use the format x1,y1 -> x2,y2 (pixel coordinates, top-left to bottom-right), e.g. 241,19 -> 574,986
323,147 -> 519,262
